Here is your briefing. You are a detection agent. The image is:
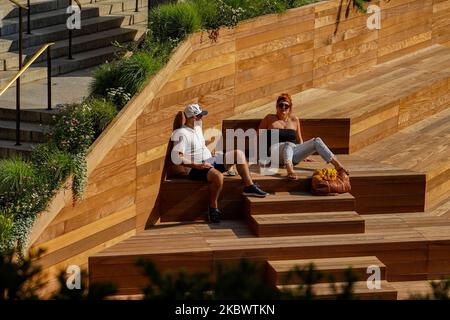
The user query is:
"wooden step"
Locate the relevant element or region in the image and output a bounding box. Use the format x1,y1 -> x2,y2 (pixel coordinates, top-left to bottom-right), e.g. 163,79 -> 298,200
160,157 -> 425,221
249,211 -> 365,237
266,256 -> 385,286
355,107 -> 450,211
245,192 -> 355,215
278,280 -> 398,300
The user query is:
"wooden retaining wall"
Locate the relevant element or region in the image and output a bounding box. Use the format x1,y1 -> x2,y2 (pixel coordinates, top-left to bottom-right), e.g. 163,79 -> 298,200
27,0 -> 450,293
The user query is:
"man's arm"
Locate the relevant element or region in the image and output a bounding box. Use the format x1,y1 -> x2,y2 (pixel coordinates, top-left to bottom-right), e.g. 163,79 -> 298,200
176,152 -> 213,169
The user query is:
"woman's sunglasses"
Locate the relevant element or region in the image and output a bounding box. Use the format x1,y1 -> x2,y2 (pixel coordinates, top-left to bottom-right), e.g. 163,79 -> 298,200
277,103 -> 291,110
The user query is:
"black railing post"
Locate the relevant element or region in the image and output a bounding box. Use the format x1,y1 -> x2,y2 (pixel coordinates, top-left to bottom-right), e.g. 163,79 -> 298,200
27,0 -> 31,34
16,7 -> 24,146
47,46 -> 52,110
68,0 -> 73,59
136,0 -> 139,12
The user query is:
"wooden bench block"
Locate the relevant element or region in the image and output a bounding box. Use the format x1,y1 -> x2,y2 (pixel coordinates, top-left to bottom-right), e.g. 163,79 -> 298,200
266,256 -> 385,286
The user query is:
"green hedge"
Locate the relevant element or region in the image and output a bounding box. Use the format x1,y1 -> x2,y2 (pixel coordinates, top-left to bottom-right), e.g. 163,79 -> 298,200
0,98 -> 117,253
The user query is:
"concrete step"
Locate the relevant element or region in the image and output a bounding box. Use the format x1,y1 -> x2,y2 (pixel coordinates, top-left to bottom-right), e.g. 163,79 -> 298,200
0,9 -> 147,53
1,1 -> 66,20
0,26 -> 142,70
248,211 -> 365,237
266,256 -> 386,286
94,0 -> 147,15
0,138 -> 38,159
245,192 -> 356,215
0,6 -> 101,37
0,107 -> 57,124
1,0 -> 145,19
0,119 -> 49,143
37,43 -> 128,74
0,44 -> 127,87
0,0 -> 147,36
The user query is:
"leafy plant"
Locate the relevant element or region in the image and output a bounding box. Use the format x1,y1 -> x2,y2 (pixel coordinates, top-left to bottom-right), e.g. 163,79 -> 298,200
149,2 -> 202,43
0,158 -> 35,195
106,87 -> 132,110
117,52 -> 163,96
0,211 -> 14,253
85,98 -> 118,138
71,151 -> 87,202
51,104 -> 94,155
137,258 -> 213,300
0,158 -> 54,253
31,144 -> 74,190
213,259 -> 282,299
0,248 -> 44,300
52,268 -> 116,300
90,62 -> 122,97
334,0 -> 387,34
410,279 -> 450,300
283,263 -> 324,299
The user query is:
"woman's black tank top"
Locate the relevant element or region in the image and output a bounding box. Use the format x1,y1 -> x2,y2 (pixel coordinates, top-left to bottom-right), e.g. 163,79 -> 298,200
267,128 -> 297,145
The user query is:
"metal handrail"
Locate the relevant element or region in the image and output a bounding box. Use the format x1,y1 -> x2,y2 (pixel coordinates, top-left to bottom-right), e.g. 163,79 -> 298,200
68,0 -> 82,59
0,43 -> 55,145
8,0 -> 28,10
0,43 -> 54,96
8,0 -> 31,34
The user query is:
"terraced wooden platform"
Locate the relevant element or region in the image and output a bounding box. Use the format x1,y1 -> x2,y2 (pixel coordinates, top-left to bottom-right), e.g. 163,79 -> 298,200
355,107 -> 450,210
88,22 -> 450,299
223,45 -> 450,154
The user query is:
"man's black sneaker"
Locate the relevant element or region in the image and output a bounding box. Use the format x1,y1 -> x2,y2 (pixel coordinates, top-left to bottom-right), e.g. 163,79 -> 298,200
243,184 -> 268,197
208,207 -> 221,223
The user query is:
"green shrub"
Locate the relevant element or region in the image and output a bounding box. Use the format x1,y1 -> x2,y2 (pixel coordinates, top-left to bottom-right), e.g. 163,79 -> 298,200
0,158 -> 52,253
105,87 -> 131,110
289,0 -> 322,8
51,104 -> 94,154
191,0 -> 222,30
239,0 -> 287,18
117,52 -> 163,96
86,98 -> 118,138
31,144 -> 74,190
0,211 -> 14,253
0,158 -> 35,195
149,2 -> 202,43
89,62 -> 121,97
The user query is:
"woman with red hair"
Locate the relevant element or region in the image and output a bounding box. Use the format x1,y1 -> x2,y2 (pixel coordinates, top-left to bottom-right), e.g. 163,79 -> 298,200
258,93 -> 349,180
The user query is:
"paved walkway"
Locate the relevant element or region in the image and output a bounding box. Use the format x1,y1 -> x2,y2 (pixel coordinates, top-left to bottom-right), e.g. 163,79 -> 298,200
0,67 -> 93,110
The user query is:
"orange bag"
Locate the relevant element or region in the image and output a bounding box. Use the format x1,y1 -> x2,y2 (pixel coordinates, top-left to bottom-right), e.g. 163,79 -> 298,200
311,168 -> 351,196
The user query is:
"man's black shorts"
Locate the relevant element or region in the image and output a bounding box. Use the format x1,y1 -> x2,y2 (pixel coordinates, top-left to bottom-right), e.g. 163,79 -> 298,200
188,163 -> 227,181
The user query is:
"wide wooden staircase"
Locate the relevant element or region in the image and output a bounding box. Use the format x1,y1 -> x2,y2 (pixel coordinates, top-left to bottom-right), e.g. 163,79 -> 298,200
88,44 -> 450,299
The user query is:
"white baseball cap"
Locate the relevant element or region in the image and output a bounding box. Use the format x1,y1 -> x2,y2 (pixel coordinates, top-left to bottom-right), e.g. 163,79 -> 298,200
184,103 -> 208,118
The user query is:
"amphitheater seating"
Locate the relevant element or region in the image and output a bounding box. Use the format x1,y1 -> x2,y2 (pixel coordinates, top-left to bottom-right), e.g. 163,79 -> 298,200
88,44 -> 450,299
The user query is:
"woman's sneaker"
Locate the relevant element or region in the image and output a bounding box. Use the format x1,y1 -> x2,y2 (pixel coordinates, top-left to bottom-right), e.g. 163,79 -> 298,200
208,207 -> 221,223
243,184 -> 268,197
